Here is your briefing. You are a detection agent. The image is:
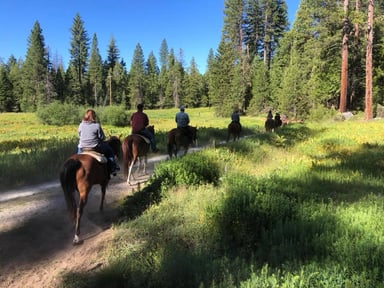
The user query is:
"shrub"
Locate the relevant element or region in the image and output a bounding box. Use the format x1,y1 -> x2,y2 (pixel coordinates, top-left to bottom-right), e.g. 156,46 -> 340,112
36,102 -> 82,125
97,106 -> 130,127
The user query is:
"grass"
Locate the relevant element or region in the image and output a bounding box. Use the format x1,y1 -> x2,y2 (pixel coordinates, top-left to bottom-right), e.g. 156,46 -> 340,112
0,108 -> 261,191
57,116 -> 384,287
3,110 -> 384,287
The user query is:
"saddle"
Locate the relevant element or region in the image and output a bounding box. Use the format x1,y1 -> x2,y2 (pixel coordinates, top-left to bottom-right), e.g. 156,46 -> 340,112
133,133 -> 151,144
80,150 -> 108,163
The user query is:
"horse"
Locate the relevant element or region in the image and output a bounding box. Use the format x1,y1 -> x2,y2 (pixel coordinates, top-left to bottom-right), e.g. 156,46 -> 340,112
227,121 -> 241,142
167,126 -> 197,158
265,118 -> 276,132
121,125 -> 154,185
60,136 -> 121,244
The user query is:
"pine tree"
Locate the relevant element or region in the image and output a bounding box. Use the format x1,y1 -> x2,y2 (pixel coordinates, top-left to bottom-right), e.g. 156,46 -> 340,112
128,43 -> 146,108
158,39 -> 169,108
106,36 -> 120,72
7,56 -> 23,111
21,21 -> 48,111
68,13 -> 89,105
144,51 -> 160,108
88,33 -> 103,106
167,49 -> 185,108
0,66 -> 14,112
183,57 -> 203,107
209,37 -> 237,116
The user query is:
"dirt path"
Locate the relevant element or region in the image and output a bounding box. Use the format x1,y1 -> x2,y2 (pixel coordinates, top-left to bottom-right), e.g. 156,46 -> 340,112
0,161 -> 156,288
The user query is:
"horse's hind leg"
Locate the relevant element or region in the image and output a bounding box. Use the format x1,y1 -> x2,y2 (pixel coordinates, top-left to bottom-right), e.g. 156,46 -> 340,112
127,161 -> 135,184
99,184 -> 107,211
73,187 -> 89,244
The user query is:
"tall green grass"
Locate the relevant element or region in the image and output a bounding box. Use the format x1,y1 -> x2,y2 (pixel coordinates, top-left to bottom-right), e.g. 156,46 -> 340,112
59,118 -> 384,287
0,109 -> 261,191
3,111 -> 384,287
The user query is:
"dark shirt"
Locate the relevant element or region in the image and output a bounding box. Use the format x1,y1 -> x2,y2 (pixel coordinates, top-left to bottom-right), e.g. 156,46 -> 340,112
231,112 -> 240,123
130,111 -> 149,134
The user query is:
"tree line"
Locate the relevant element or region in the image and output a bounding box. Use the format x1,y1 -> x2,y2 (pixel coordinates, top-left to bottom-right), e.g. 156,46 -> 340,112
0,0 -> 383,120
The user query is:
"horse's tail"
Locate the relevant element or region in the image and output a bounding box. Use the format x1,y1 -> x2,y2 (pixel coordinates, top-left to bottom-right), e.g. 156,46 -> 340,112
127,136 -> 134,162
60,158 -> 81,223
122,136 -> 134,179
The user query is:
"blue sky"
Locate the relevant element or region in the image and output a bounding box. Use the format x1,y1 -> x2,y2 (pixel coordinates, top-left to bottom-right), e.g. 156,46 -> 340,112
0,0 -> 300,73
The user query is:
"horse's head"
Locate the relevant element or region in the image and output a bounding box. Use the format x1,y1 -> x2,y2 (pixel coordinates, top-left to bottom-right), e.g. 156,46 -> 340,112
147,125 -> 154,134
106,136 -> 122,158
190,126 -> 197,144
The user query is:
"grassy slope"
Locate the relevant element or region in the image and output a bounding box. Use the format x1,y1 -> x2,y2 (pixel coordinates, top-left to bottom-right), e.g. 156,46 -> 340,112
62,116 -> 384,287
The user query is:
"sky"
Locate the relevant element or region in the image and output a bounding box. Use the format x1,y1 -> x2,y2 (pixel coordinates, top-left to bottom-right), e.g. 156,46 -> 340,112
0,0 -> 300,73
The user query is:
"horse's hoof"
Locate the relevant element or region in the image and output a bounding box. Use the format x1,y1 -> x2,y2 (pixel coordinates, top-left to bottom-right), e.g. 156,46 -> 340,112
73,235 -> 83,245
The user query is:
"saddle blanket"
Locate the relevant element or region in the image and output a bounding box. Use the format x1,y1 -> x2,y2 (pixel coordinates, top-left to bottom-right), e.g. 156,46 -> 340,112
80,151 -> 108,163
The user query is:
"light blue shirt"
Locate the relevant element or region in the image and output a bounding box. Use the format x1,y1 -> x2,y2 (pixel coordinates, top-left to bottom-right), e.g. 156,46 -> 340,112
175,111 -> 190,128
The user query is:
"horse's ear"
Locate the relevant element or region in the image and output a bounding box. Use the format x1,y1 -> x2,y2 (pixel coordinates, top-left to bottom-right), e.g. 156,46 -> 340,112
118,133 -> 122,140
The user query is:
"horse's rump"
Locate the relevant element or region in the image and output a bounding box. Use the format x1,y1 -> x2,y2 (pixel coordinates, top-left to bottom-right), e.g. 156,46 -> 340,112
167,126 -> 197,157
122,133 -> 151,181
227,121 -> 241,141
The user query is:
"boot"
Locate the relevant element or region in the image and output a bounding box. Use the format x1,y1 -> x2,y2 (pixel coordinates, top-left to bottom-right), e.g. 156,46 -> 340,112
109,158 -> 120,176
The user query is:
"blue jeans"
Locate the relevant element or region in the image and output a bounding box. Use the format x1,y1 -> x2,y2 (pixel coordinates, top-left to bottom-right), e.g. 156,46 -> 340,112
138,128 -> 157,151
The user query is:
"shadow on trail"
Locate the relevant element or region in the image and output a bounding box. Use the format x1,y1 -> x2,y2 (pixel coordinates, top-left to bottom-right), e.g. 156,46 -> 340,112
0,181 -> 125,275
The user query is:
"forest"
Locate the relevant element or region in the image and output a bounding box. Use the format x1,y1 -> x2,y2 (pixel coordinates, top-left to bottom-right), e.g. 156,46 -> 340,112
0,0 -> 382,120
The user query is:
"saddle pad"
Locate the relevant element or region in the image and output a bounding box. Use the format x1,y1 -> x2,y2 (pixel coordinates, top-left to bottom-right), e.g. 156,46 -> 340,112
134,134 -> 151,144
80,151 -> 108,163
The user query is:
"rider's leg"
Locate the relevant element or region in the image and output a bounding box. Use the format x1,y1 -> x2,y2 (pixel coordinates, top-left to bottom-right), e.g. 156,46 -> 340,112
96,143 -> 120,174
140,129 -> 159,152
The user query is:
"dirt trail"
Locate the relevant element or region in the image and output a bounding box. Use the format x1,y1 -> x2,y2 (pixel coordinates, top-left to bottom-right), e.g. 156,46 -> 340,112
0,164 -> 154,288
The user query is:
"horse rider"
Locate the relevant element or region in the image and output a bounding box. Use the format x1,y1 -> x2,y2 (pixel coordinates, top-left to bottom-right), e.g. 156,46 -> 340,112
130,103 -> 159,153
274,112 -> 282,127
77,109 -> 119,175
231,108 -> 242,131
175,105 -> 192,140
267,110 -> 273,119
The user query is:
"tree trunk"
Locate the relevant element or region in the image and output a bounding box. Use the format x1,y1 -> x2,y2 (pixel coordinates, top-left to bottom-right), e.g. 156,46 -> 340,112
340,0 -> 349,113
365,0 -> 373,120
350,0 -> 360,110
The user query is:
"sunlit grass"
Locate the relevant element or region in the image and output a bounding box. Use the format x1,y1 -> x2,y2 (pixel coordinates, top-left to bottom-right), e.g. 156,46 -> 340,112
4,110 -> 384,287
67,116 -> 384,288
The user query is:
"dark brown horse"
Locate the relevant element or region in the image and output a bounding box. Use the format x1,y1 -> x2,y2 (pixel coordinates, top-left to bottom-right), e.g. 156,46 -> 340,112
122,125 -> 154,184
265,113 -> 283,132
60,136 -> 121,244
227,121 -> 241,142
167,126 -> 197,158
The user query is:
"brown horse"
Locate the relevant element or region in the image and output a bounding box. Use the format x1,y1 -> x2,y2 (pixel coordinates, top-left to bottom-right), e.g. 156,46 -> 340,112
227,121 -> 241,142
60,136 -> 121,244
121,125 -> 154,184
167,126 -> 197,158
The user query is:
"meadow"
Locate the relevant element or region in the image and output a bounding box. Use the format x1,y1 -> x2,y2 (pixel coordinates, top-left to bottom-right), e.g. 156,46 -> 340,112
2,109 -> 384,287
0,108 -> 258,191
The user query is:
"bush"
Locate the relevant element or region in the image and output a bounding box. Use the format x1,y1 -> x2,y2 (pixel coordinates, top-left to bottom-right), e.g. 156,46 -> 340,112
97,106 -> 130,127
36,102 -> 82,125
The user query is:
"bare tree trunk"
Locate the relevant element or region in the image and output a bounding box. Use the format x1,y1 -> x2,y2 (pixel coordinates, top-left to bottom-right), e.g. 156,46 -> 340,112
340,0 -> 349,113
350,0 -> 360,110
365,0 -> 374,120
